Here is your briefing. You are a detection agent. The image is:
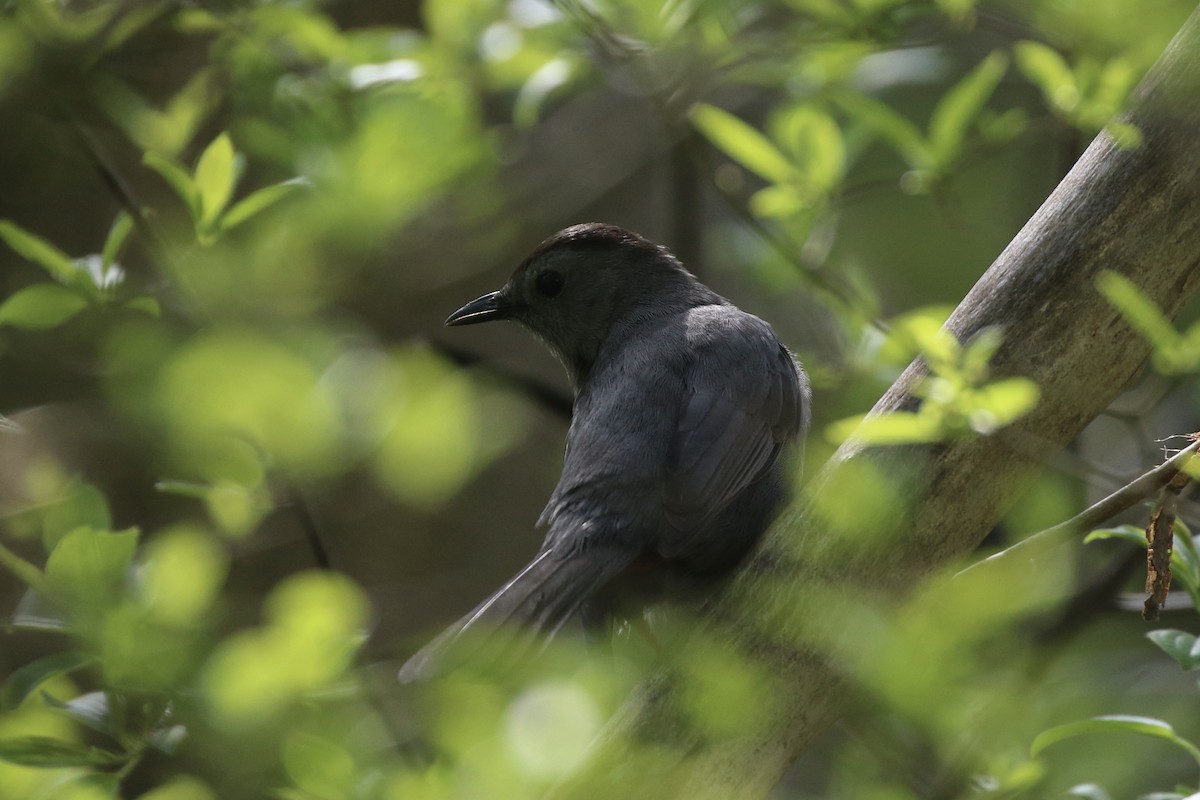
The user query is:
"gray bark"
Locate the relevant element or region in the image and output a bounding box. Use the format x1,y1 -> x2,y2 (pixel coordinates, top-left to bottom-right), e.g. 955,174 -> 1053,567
551,4 -> 1200,798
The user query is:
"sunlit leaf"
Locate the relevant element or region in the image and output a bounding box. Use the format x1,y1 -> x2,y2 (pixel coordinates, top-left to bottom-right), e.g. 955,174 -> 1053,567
0,284 -> 88,330
691,103 -> 795,183
750,185 -> 806,218
194,132 -> 239,228
827,410 -> 940,445
140,526 -> 228,625
968,377 -> 1039,433
774,105 -> 845,194
0,220 -> 76,282
1014,40 -> 1078,113
1105,120 -> 1143,150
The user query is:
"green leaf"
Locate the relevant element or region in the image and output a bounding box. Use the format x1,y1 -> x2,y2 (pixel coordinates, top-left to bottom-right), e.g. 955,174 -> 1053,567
929,51 -> 1009,166
1105,120 -> 1143,150
194,132 -> 238,228
750,185 -> 807,218
968,377 -> 1039,434
691,103 -> 795,183
124,295 -> 161,316
832,90 -> 931,169
774,105 -> 845,195
1031,715 -> 1200,766
1146,629 -> 1200,671
0,221 -> 76,282
1083,524 -> 1145,546
0,736 -> 123,768
101,211 -> 134,272
1,652 -> 96,710
1014,40 -> 1078,113
827,410 -> 941,445
219,177 -> 308,232
144,151 -> 201,222
43,481 -> 112,552
45,527 -> 139,613
0,284 -> 89,330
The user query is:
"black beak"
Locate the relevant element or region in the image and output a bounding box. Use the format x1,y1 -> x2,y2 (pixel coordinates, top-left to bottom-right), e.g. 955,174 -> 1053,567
444,290 -> 513,327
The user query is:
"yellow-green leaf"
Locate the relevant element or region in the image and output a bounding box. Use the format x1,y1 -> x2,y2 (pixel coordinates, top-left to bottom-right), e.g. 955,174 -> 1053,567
691,103 -> 794,183
0,283 -> 88,329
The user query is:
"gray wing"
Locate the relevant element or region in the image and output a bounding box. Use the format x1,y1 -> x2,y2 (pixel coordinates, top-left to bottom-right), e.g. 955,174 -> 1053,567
663,333 -> 807,535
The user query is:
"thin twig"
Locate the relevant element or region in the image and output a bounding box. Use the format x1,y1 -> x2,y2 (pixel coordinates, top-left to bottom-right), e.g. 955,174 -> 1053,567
959,438 -> 1200,581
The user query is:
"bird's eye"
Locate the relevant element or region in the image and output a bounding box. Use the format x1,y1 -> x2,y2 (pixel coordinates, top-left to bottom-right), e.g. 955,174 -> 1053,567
534,269 -> 565,298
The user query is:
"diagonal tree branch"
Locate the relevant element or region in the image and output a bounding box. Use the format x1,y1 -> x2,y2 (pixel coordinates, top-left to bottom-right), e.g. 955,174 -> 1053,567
551,4 -> 1200,797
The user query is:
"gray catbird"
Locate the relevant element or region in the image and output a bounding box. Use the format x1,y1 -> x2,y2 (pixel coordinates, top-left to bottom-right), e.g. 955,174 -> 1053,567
398,223 -> 810,681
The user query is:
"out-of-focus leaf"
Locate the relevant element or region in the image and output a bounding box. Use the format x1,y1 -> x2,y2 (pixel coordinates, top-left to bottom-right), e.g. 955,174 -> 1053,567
1031,716 -> 1200,766
140,526 -> 228,625
45,527 -> 139,614
0,652 -> 95,710
691,103 -> 794,183
1145,629 -> 1200,671
0,221 -> 75,282
514,58 -> 574,128
1106,120 -> 1144,150
219,178 -> 308,232
1097,270 -> 1191,372
282,732 -> 357,799
136,775 -> 215,800
1014,40 -> 1078,112
929,51 -> 1008,165
124,296 -> 161,316
968,377 -> 1039,433
42,482 -> 112,552
827,410 -> 939,445
194,133 -> 238,228
750,185 -> 806,218
0,736 -> 123,768
145,152 -> 201,222
775,105 -> 845,195
0,284 -> 88,330
101,212 -> 134,272
833,90 -> 930,168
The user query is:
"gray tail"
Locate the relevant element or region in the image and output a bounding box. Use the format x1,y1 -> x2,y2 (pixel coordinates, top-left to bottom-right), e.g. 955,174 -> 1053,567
398,546 -> 633,683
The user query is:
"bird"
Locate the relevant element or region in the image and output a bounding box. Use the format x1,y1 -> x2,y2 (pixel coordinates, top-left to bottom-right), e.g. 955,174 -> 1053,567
398,223 -> 810,682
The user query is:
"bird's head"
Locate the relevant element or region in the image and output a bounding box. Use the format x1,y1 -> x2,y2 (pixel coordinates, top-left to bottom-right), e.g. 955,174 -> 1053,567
445,223 -> 702,383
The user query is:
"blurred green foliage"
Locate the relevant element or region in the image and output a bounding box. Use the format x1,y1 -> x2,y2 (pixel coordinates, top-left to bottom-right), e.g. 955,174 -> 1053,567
0,0 -> 1197,798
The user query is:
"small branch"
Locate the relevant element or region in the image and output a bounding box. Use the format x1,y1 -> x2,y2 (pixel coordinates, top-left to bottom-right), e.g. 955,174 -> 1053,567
958,439 -> 1200,583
